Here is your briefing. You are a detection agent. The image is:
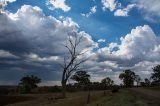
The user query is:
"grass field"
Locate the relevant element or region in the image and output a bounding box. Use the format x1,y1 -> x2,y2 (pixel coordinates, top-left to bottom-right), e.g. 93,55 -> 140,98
0,87 -> 160,106
87,88 -> 160,106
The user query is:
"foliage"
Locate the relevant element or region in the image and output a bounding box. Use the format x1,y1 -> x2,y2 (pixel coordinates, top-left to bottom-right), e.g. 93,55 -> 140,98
19,75 -> 41,93
151,65 -> 160,86
101,77 -> 114,87
111,85 -> 119,93
71,70 -> 90,85
144,78 -> 150,86
135,75 -> 141,86
119,70 -> 136,87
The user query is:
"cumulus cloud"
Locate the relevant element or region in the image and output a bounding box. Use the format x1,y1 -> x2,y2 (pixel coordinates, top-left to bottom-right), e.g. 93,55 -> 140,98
132,0 -> 160,22
81,6 -> 97,17
0,5 -> 98,85
0,4 -> 160,85
114,4 -> 135,17
101,0 -> 118,11
101,0 -> 135,17
95,25 -> 160,78
115,25 -> 158,59
46,0 -> 71,12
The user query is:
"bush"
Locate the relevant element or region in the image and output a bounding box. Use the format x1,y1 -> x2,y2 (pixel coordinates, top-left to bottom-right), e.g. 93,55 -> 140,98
111,85 -> 119,93
0,88 -> 9,95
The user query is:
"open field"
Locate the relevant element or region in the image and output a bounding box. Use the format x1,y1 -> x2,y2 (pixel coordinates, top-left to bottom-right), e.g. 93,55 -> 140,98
0,87 -> 160,106
87,87 -> 160,106
0,91 -> 105,106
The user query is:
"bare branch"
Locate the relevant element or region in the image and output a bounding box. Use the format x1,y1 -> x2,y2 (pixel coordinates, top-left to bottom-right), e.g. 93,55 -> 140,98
61,34 -> 87,97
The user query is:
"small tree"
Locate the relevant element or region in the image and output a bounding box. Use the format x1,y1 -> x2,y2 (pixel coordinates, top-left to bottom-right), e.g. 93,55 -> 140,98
144,78 -> 150,86
19,75 -> 41,93
60,35 -> 86,98
101,77 -> 114,95
71,70 -> 90,85
151,65 -> 160,86
101,77 -> 114,87
119,70 -> 136,87
135,75 -> 141,86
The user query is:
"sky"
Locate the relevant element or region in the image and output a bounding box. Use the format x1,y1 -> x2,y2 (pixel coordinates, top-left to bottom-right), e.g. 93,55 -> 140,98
0,0 -> 160,85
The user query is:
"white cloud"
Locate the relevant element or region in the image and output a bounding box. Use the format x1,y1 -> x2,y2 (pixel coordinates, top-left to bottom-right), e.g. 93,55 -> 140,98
94,25 -> 160,82
46,0 -> 71,12
1,4 -> 160,85
101,0 -> 117,11
81,6 -> 97,17
101,0 -> 135,17
114,4 -> 135,17
115,25 -> 158,58
0,0 -> 16,9
8,5 -> 97,57
98,39 -> 106,43
132,0 -> 160,22
132,61 -> 160,79
91,6 -> 97,13
97,25 -> 160,62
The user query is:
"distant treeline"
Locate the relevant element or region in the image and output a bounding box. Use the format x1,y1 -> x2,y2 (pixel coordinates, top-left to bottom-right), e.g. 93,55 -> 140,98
0,64 -> 160,95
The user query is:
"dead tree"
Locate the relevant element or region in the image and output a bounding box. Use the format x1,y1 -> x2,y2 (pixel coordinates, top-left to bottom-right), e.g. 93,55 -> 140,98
60,35 -> 86,98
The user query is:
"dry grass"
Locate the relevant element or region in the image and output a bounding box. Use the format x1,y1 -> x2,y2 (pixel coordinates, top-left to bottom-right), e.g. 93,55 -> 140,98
3,90 -> 106,106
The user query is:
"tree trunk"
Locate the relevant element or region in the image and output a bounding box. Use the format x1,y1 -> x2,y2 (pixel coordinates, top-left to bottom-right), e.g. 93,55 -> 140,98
61,81 -> 66,98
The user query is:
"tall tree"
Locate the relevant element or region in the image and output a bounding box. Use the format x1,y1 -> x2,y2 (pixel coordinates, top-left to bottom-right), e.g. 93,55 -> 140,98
135,75 -> 141,86
71,70 -> 90,85
60,35 -> 86,98
101,77 -> 114,87
19,75 -> 41,93
119,70 -> 136,87
151,65 -> 160,85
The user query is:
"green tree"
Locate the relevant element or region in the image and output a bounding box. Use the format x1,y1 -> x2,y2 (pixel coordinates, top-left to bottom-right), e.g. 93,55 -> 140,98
19,75 -> 41,93
71,70 -> 90,85
119,70 -> 136,87
151,65 -> 160,85
101,77 -> 114,86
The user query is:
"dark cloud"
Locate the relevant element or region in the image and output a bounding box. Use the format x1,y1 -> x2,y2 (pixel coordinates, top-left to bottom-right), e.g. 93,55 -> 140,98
0,5 -> 97,85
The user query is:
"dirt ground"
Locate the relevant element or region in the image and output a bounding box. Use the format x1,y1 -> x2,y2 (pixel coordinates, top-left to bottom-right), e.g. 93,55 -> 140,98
1,91 -> 105,106
0,95 -> 34,106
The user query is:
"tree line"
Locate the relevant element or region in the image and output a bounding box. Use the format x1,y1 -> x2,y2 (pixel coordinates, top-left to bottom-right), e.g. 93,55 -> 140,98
17,64 -> 160,94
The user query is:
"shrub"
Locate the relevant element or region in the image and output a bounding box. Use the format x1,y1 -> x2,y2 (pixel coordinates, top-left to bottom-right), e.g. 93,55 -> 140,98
111,85 -> 119,93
